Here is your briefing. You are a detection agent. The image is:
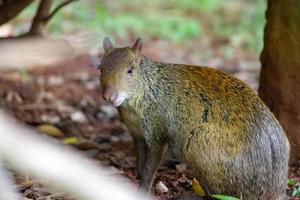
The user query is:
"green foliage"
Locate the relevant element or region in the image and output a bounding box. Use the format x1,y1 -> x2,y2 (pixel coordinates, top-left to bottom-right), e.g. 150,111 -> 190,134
212,194 -> 240,200
96,13 -> 201,43
288,179 -> 300,197
288,179 -> 297,187
164,0 -> 221,12
14,0 -> 266,54
292,186 -> 300,197
77,0 -> 202,43
17,68 -> 31,81
211,0 -> 266,52
209,179 -> 300,200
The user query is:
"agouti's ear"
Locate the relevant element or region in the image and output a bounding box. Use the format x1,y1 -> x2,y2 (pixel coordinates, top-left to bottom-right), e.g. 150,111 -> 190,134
131,38 -> 142,54
103,37 -> 114,52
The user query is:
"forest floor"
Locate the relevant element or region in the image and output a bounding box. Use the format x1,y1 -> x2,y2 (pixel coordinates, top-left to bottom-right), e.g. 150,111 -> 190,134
0,49 -> 299,199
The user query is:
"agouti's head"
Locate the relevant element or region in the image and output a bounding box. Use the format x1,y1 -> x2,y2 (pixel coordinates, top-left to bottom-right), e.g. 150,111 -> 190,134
98,37 -> 143,107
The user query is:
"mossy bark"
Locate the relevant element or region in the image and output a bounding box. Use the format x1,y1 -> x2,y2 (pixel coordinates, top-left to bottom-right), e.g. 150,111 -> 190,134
259,0 -> 300,163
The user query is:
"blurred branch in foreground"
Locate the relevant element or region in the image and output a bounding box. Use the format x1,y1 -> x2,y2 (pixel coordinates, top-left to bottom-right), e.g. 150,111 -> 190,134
0,111 -> 148,200
0,163 -> 20,200
0,35 -> 96,71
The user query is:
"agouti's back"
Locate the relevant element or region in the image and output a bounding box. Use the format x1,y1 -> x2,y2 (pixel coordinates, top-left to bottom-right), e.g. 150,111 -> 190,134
99,38 -> 289,199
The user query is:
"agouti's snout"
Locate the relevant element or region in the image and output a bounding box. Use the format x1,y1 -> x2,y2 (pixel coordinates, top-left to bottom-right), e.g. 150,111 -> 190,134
102,86 -> 118,104
102,86 -> 129,107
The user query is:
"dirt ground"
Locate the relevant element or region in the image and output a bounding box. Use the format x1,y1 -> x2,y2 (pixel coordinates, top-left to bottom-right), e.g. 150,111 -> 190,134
0,54 -> 299,200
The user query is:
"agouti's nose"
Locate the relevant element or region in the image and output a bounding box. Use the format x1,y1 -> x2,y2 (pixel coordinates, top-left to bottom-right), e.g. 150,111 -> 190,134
102,87 -> 118,103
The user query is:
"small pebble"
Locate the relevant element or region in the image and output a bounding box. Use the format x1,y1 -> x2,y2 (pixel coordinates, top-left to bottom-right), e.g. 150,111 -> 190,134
155,181 -> 168,193
176,163 -> 187,172
79,72 -> 89,81
47,75 -> 64,86
85,80 -> 98,90
101,105 -> 118,117
297,167 -> 300,176
110,135 -> 120,143
80,99 -> 88,107
71,111 -> 87,123
99,105 -> 118,119
41,115 -> 60,124
36,77 -> 45,85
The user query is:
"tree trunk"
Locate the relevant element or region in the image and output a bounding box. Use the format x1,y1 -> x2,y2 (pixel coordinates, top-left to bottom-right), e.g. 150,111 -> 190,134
259,0 -> 300,163
27,0 -> 52,36
0,0 -> 34,26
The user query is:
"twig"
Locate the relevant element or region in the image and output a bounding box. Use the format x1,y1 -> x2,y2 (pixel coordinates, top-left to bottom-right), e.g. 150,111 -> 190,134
45,0 -> 78,22
27,0 -> 78,36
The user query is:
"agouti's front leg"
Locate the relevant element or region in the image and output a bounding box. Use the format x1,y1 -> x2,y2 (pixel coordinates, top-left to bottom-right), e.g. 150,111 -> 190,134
140,142 -> 167,192
132,135 -> 147,177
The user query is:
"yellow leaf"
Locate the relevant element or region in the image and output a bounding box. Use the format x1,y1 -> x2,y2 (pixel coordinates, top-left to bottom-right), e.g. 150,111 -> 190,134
192,178 -> 206,197
37,124 -> 64,138
63,137 -> 80,145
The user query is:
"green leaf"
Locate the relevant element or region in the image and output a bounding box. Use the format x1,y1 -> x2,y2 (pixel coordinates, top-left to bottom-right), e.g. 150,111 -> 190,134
288,179 -> 297,187
212,194 -> 240,200
292,187 -> 300,197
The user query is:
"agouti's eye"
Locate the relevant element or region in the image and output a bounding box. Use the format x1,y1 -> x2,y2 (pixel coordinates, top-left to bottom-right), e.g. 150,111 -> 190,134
127,67 -> 133,74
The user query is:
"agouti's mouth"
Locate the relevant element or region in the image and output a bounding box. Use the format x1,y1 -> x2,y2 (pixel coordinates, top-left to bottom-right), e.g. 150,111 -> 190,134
109,92 -> 129,107
111,97 -> 124,107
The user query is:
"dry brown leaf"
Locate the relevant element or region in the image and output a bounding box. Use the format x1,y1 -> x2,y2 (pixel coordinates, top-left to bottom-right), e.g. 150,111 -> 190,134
37,125 -> 65,138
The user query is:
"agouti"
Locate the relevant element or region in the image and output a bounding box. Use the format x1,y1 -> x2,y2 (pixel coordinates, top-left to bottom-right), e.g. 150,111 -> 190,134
98,38 -> 289,200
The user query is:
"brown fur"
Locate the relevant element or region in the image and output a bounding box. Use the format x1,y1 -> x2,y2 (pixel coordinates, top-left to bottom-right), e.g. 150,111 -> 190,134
98,38 -> 289,199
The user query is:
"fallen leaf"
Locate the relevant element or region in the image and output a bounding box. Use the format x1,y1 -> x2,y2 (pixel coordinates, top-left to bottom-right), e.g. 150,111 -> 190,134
37,124 -> 64,138
192,178 -> 205,197
75,140 -> 99,150
63,137 -> 80,145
